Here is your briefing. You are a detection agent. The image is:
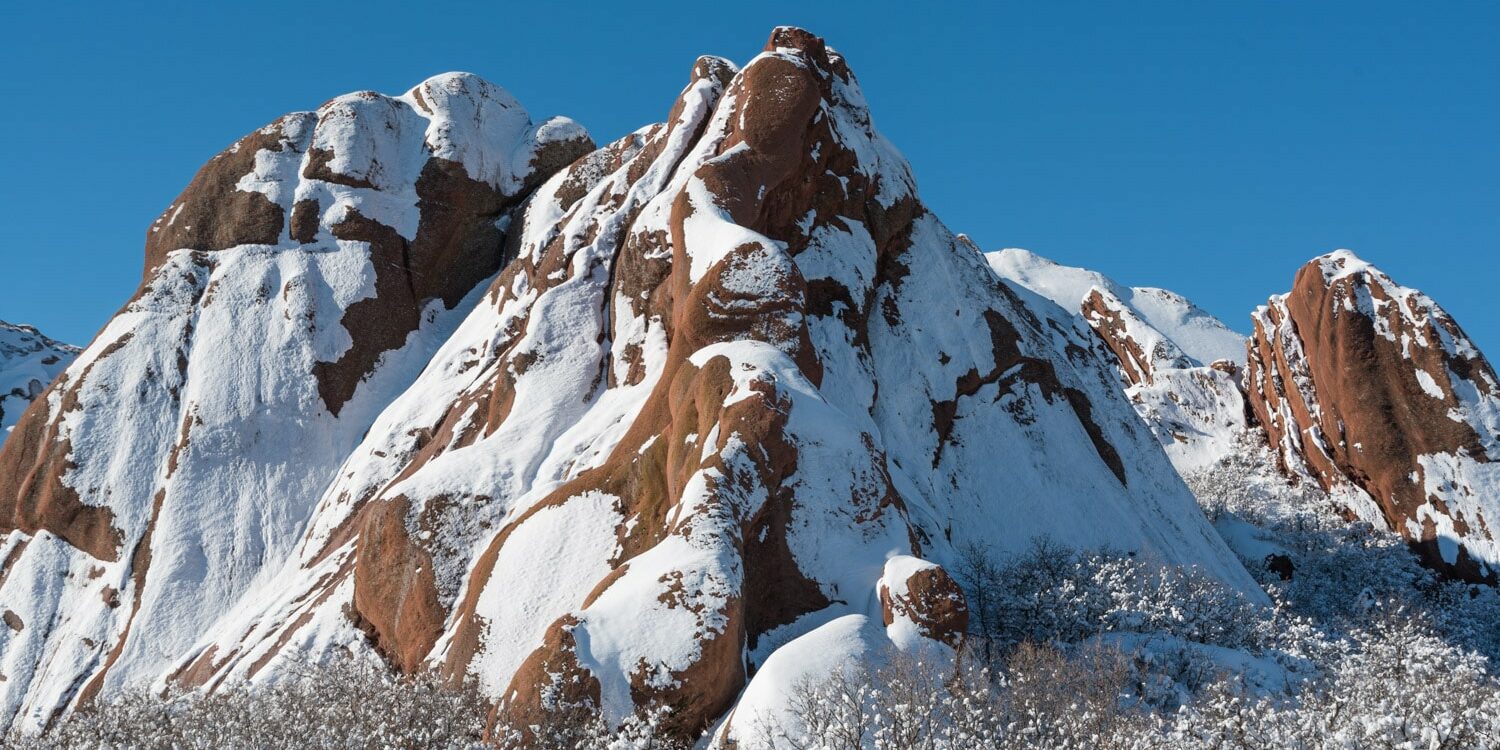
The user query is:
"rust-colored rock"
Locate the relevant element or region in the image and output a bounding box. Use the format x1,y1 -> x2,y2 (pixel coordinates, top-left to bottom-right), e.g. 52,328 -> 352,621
879,560 -> 968,648
1246,251 -> 1500,582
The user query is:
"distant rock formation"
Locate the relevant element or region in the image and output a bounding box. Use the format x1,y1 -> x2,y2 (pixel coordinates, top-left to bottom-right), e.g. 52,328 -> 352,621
989,248 -> 1251,473
0,322 -> 77,434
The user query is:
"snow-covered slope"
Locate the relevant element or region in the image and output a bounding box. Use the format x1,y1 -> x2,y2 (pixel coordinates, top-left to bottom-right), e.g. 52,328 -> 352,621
988,249 -> 1245,366
0,74 -> 590,731
1247,250 -> 1500,582
0,323 -> 77,434
0,29 -> 1260,740
155,28 -> 1254,742
988,249 -> 1251,472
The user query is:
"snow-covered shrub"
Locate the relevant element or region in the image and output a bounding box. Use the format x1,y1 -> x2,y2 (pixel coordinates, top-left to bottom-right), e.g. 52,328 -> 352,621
1185,430 -> 1500,665
5,657 -> 488,750
7,657 -> 689,750
490,701 -> 686,750
954,538 -> 1264,657
759,645 -> 1145,750
1147,614 -> 1500,750
762,617 -> 1500,750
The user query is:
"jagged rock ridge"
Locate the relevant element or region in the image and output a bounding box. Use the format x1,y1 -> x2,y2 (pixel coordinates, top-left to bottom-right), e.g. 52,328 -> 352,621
1247,250 -> 1500,582
171,29 -> 1253,744
0,27 -> 1260,742
0,323 -> 77,435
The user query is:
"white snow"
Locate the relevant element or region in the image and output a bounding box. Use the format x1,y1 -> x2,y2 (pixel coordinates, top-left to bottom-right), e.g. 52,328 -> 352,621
989,249 -> 1252,473
0,73 -> 583,731
0,322 -> 77,434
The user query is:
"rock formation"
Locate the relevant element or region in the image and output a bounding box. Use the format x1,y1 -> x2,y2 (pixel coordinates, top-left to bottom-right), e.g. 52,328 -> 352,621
0,323 -> 77,434
0,73 -> 589,730
989,249 -> 1252,473
1247,250 -> 1500,582
0,28 -> 1262,740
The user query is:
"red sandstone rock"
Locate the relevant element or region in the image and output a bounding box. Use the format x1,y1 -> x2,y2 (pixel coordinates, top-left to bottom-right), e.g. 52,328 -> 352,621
1246,250 -> 1500,582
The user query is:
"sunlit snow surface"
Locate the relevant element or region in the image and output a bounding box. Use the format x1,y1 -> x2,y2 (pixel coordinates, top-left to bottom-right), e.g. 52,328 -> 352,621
0,323 -> 77,435
0,41 -> 1262,736
0,73 -> 582,731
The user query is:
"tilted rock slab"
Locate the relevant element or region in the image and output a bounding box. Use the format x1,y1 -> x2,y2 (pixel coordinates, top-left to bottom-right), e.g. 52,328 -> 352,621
1247,250 -> 1500,581
989,249 -> 1252,474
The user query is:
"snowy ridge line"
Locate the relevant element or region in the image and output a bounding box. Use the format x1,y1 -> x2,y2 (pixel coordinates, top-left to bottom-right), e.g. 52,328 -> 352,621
988,249 -> 1253,474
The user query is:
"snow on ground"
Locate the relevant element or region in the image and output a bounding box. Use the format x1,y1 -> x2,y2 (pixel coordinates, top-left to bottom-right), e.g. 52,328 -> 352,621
0,322 -> 77,434
988,248 -> 1253,473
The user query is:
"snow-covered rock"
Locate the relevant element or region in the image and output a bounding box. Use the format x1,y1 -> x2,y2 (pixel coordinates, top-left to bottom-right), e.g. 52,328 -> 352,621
988,249 -> 1252,473
156,28 -> 1255,742
0,323 -> 77,435
0,28 -> 1260,739
1247,250 -> 1500,582
0,74 -> 590,731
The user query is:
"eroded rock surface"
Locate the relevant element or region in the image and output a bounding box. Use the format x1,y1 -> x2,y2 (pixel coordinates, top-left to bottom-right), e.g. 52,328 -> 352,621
0,29 -> 1259,741
989,249 -> 1252,473
169,29 -> 1254,744
1247,250 -> 1500,581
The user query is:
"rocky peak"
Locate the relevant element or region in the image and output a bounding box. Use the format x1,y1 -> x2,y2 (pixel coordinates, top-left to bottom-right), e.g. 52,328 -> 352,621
1247,250 -> 1500,581
0,28 -> 1259,741
140,27 -> 1253,745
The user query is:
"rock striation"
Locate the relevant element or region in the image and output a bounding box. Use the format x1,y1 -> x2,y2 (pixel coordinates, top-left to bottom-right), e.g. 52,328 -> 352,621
0,73 -> 589,730
1247,250 -> 1500,582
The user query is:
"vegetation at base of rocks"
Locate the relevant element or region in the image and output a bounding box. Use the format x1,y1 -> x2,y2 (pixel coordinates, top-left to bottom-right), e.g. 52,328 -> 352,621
766,621 -> 1500,750
1185,432 -> 1500,663
3,658 -> 684,750
13,433 -> 1500,749
765,433 -> 1500,749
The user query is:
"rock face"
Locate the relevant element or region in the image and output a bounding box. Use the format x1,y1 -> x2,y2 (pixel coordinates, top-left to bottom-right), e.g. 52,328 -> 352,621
0,323 -> 77,434
170,29 -> 1253,741
0,28 -> 1259,739
0,74 -> 589,730
1247,250 -> 1500,582
989,249 -> 1252,473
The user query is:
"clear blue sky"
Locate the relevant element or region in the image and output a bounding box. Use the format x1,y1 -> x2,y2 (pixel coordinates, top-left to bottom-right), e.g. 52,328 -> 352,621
3,2 -> 1496,356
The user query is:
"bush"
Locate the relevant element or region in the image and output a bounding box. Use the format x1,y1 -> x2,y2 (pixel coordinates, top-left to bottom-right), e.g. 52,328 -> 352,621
7,657 -> 686,750
954,537 -> 1265,658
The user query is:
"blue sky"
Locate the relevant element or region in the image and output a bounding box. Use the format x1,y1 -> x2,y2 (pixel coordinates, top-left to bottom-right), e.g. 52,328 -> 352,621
3,2 -> 1496,355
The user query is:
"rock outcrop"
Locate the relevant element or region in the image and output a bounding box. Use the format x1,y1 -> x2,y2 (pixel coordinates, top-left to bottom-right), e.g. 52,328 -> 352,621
0,28 -> 1261,740
0,74 -> 589,730
0,323 -> 77,434
1247,250 -> 1500,582
167,28 -> 1254,742
989,249 -> 1252,473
